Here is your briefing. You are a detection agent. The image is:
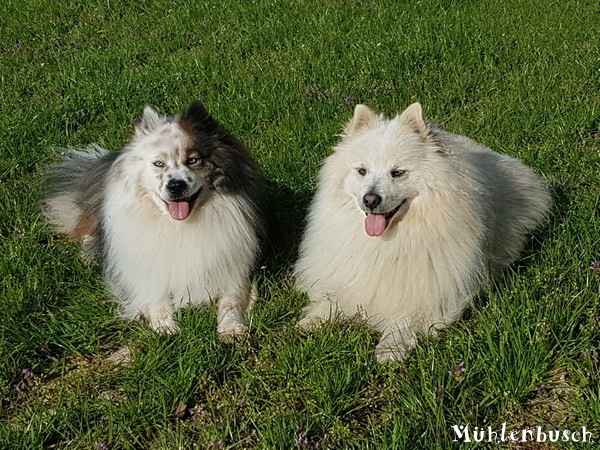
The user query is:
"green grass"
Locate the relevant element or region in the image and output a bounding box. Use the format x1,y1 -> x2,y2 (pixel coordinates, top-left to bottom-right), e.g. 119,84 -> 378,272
1,0 -> 599,448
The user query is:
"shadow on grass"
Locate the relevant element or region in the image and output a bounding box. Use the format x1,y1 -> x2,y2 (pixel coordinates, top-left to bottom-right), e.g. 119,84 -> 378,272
260,179 -> 313,273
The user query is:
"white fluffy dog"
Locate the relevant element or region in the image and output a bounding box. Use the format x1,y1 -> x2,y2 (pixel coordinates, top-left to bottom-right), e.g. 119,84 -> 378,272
44,102 -> 265,339
294,103 -> 551,361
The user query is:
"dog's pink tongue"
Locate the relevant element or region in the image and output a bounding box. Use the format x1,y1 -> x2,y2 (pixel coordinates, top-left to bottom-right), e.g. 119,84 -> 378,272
365,213 -> 387,237
167,200 -> 190,220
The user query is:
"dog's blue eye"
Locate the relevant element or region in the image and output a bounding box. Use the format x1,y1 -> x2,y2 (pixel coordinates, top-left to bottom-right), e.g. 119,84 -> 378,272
356,168 -> 367,176
153,161 -> 164,168
187,157 -> 198,165
391,169 -> 405,178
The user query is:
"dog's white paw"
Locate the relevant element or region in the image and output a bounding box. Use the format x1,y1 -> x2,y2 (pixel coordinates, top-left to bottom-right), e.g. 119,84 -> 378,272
296,301 -> 340,331
296,315 -> 326,331
218,324 -> 247,343
147,306 -> 180,334
217,307 -> 247,342
150,317 -> 180,335
374,343 -> 408,363
375,324 -> 417,363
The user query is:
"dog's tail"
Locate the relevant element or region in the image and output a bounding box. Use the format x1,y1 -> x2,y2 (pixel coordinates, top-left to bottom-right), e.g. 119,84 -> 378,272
42,145 -> 118,247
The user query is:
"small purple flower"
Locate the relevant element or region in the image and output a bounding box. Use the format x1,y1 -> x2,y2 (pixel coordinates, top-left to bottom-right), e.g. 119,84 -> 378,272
295,426 -> 309,448
94,441 -> 108,450
239,396 -> 247,408
303,86 -> 317,97
14,385 -> 23,394
209,440 -> 223,450
21,368 -> 34,379
590,260 -> 600,271
584,348 -> 598,363
449,361 -> 466,378
316,432 -> 331,448
295,433 -> 309,448
189,404 -> 206,420
595,316 -> 600,325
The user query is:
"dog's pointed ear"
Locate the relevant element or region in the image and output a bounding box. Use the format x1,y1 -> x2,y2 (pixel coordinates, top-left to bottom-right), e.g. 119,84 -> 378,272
135,105 -> 165,136
180,100 -> 219,131
343,104 -> 378,137
397,103 -> 430,138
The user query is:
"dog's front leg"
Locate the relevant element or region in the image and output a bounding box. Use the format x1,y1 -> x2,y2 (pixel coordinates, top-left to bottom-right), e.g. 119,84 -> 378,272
146,303 -> 180,334
375,319 -> 417,363
217,290 -> 250,342
113,281 -> 180,335
296,297 -> 344,330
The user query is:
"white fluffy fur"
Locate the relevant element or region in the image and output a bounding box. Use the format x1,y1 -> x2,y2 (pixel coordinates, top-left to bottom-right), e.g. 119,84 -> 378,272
103,184 -> 257,335
104,118 -> 259,337
294,103 -> 551,362
44,105 -> 262,339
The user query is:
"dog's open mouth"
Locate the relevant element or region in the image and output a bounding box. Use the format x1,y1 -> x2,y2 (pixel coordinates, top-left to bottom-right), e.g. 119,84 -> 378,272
164,189 -> 201,221
364,199 -> 407,237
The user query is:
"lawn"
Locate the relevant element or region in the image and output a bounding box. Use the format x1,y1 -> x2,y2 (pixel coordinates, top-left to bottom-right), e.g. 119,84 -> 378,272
1,0 -> 599,448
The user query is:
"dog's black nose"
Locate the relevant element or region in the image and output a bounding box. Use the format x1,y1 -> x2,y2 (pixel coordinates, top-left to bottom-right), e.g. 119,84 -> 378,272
363,193 -> 382,210
166,179 -> 187,197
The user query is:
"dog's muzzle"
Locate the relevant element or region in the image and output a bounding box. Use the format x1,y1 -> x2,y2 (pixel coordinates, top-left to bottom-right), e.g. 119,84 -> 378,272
167,179 -> 188,198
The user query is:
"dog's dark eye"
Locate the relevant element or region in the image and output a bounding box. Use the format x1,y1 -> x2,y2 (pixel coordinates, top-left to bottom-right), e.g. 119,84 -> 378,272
153,161 -> 164,168
391,169 -> 405,178
187,157 -> 198,165
356,168 -> 367,176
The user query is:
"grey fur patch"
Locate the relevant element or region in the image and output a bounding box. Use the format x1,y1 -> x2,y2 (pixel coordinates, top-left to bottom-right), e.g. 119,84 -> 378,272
43,145 -> 120,258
